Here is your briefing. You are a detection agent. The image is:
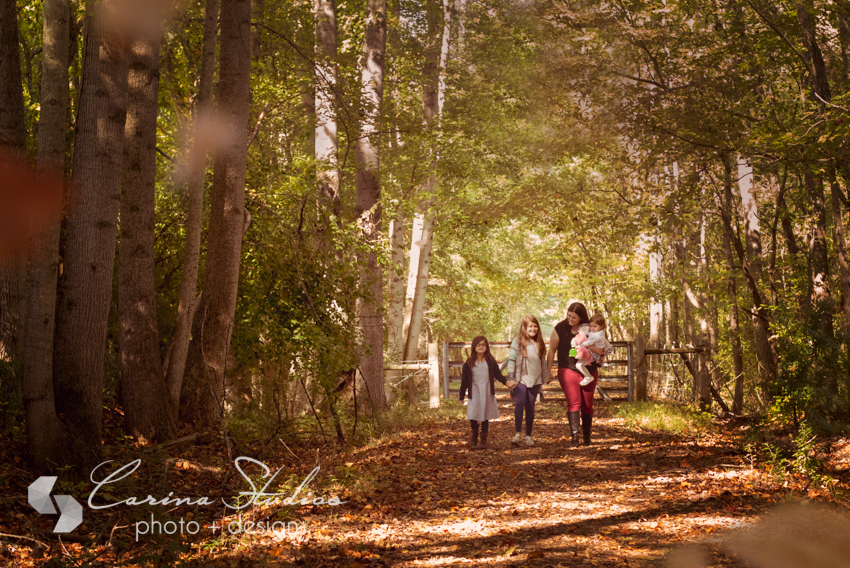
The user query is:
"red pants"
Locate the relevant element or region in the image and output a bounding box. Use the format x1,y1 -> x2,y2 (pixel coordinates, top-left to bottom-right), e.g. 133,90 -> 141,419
558,367 -> 597,413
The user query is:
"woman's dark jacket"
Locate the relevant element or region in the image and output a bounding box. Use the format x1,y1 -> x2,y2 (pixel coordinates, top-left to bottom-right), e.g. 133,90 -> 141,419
459,357 -> 507,401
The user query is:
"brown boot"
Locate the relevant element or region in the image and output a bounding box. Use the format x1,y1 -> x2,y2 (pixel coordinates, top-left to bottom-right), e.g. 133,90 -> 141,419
567,411 -> 581,448
479,421 -> 489,449
581,413 -> 593,446
469,420 -> 479,449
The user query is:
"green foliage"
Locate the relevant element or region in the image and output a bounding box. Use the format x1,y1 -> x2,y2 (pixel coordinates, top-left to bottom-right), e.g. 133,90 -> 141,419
759,422 -> 837,492
613,400 -> 714,434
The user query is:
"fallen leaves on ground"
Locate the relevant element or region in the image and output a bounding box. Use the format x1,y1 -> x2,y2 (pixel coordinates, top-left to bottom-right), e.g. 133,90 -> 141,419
1,400 -> 849,567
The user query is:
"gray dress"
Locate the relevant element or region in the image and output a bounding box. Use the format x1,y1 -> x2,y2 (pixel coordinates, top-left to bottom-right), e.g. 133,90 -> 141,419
467,361 -> 500,422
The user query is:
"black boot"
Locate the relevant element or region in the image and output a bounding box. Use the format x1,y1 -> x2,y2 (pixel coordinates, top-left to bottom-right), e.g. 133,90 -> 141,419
567,411 -> 581,448
469,420 -> 479,449
581,413 -> 593,446
480,421 -> 489,449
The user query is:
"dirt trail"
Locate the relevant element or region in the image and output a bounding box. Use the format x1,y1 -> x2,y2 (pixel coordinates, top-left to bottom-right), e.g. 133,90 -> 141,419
288,400 -> 771,567
4,399 -> 837,567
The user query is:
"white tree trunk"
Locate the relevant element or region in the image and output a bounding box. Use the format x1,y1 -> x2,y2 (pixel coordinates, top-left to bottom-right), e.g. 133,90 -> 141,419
401,0 -> 450,364
736,155 -> 776,390
386,205 -> 405,402
315,0 -> 339,214
354,0 -> 387,410
403,207 -> 435,363
648,242 -> 662,349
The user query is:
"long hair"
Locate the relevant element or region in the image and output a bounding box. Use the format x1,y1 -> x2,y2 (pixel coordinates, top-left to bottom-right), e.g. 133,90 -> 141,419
466,335 -> 494,366
567,302 -> 590,326
518,315 -> 546,360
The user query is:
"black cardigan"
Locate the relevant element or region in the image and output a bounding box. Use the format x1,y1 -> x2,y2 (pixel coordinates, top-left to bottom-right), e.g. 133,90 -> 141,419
459,357 -> 507,401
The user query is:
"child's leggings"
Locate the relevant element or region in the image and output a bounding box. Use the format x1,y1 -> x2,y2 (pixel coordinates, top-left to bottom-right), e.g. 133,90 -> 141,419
470,420 -> 489,434
514,383 -> 541,435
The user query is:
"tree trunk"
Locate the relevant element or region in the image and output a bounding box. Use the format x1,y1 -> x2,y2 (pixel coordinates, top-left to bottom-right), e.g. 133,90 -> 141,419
0,0 -> 25,155
648,239 -> 662,349
0,0 -> 28,384
668,294 -> 679,346
52,0 -> 130,475
736,156 -> 776,397
251,0 -> 264,60
803,171 -> 837,393
828,164 -> 850,341
315,0 -> 339,216
402,0 -> 450,366
354,0 -> 387,410
694,211 -> 712,411
165,0 -> 219,413
22,0 -> 70,469
722,156 -> 745,414
797,2 -> 831,105
180,0 -> 251,429
118,18 -> 176,443
386,205 -> 405,398
402,211 -> 435,363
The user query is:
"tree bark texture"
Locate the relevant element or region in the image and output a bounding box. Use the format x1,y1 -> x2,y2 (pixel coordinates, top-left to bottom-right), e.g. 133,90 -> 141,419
166,0 -> 219,413
735,156 -> 776,395
694,212 -> 712,410
181,0 -> 251,429
648,241 -> 662,349
0,0 -> 25,155
315,0 -> 339,216
803,171 -> 837,393
0,0 -> 28,380
354,0 -> 387,410
118,21 -> 177,443
52,0 -> 130,474
386,205 -> 405,399
828,164 -> 850,340
23,0 -> 70,469
797,2 -> 831,105
402,0 -> 448,366
723,157 -> 745,414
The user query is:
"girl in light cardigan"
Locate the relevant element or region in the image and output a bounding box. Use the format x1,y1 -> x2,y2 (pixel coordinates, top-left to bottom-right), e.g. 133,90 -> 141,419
506,315 -> 548,446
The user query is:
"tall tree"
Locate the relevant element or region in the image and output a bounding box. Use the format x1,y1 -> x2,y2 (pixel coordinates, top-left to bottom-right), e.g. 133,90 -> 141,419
181,0 -> 252,429
0,0 -> 28,379
118,12 -> 176,442
165,0 -> 220,414
0,0 -> 24,155
828,165 -> 850,341
797,2 -> 838,392
354,0 -> 388,409
52,0 -> 130,474
735,157 -> 777,392
402,0 -> 451,366
22,0 -> 70,468
722,156 -> 745,414
315,0 -> 339,216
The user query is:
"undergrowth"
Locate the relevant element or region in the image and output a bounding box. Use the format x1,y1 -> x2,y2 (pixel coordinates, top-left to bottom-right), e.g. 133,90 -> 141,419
612,400 -> 713,434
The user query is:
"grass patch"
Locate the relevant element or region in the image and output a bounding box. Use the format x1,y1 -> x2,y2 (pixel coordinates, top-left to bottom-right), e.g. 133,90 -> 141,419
613,401 -> 713,434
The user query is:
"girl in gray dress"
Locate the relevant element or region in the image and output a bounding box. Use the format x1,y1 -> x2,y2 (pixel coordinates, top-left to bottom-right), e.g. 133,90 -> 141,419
459,336 -> 507,449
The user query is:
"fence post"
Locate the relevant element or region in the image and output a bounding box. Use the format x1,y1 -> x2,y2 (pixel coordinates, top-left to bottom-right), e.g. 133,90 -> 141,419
429,342 -> 440,408
442,342 -> 449,399
634,334 -> 648,401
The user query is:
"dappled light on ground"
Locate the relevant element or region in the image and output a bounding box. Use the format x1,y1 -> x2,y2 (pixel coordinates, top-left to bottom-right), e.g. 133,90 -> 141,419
2,400 -> 848,567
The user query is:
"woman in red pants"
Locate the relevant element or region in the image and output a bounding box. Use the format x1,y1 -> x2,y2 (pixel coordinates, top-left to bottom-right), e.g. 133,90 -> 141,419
545,302 -> 606,447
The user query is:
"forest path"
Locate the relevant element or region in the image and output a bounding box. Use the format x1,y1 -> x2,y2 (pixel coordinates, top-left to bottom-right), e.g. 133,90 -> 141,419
287,400 -> 772,567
